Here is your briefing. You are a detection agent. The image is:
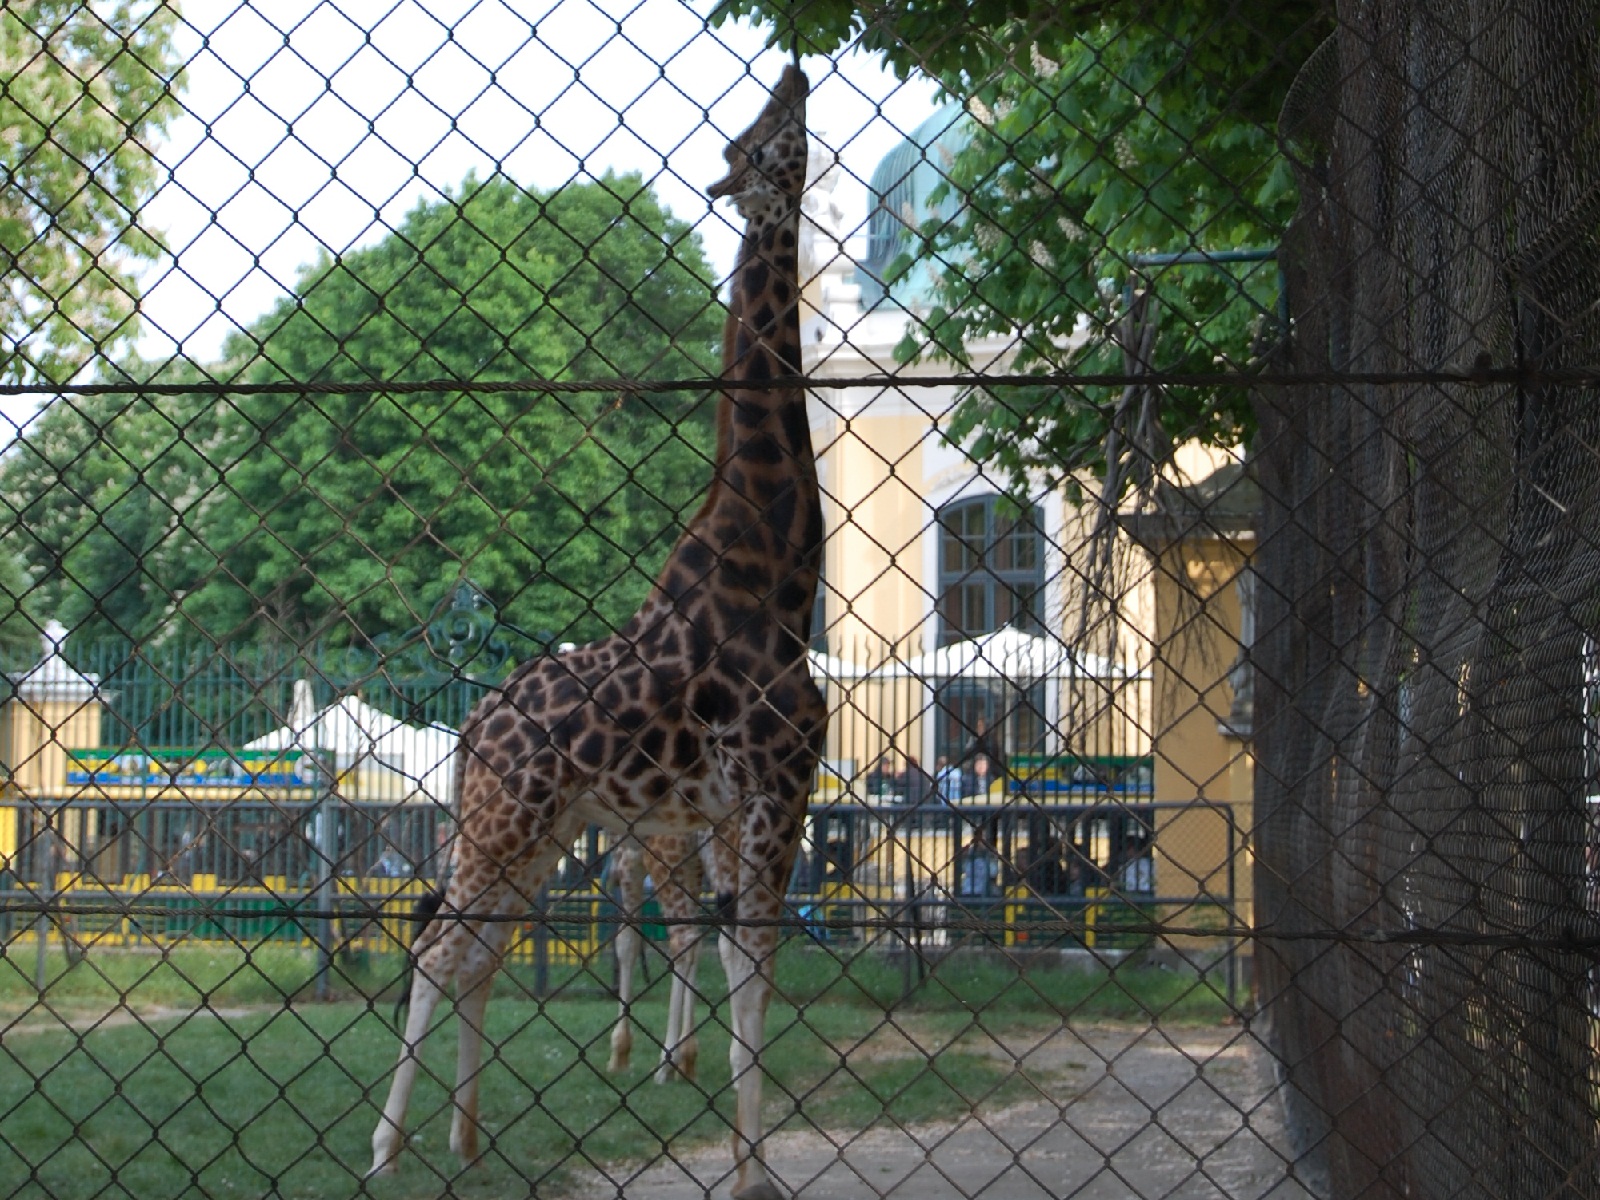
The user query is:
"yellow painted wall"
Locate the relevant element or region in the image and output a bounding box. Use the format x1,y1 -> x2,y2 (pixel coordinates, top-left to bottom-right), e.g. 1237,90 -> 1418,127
1148,535 -> 1253,930
803,300 -> 1245,927
6,694 -> 101,799
813,398 -> 932,653
2,691 -> 103,870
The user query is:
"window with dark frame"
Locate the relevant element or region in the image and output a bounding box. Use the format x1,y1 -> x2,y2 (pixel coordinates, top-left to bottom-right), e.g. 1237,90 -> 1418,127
935,495 -> 1046,646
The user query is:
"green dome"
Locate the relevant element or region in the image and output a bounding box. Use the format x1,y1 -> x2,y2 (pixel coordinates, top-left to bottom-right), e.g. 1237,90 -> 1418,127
858,103 -> 972,312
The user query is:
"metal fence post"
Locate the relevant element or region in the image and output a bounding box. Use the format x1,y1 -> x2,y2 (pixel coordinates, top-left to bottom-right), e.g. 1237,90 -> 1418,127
36,806 -> 57,994
33,899 -> 49,995
534,886 -> 550,1000
900,818 -> 915,999
1225,812 -> 1239,1006
313,749 -> 338,1002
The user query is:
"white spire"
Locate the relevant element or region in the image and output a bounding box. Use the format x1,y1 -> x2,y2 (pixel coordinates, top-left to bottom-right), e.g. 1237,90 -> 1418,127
15,620 -> 99,703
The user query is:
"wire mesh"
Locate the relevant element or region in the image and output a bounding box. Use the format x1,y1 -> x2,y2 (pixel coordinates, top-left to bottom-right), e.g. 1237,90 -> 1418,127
0,1 -> 1592,1198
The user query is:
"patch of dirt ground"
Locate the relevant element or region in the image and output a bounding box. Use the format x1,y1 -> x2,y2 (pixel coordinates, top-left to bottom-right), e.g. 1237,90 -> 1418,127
565,1022 -> 1312,1200
2,1002 -> 272,1037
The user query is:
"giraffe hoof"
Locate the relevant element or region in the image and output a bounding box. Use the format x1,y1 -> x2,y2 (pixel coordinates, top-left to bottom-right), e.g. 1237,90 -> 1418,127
450,1117 -> 484,1165
654,1057 -> 698,1086
609,1028 -> 633,1074
368,1131 -> 403,1178
731,1182 -> 786,1200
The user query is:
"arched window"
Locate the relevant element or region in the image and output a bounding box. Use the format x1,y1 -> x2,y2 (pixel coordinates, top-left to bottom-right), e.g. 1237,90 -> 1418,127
935,496 -> 1045,645
932,496 -> 1049,774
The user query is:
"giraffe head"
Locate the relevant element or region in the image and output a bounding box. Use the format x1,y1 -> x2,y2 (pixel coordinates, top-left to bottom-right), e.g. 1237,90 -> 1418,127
707,65 -> 809,221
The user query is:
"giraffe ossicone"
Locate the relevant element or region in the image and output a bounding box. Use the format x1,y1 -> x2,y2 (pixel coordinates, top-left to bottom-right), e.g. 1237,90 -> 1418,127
369,65 -> 822,1200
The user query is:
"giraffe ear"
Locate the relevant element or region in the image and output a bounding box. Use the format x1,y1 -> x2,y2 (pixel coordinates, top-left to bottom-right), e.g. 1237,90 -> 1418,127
707,167 -> 741,200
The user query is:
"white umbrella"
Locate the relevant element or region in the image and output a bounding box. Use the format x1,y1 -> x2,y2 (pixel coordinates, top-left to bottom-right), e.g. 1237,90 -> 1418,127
369,719 -> 458,803
246,685 -> 457,804
807,648 -> 868,684
866,627 -> 1136,682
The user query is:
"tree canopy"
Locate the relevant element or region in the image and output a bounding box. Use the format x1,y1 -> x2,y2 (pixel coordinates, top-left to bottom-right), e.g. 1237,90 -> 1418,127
2,363 -> 224,646
720,0 -> 1326,488
5,173 -> 723,648
0,1 -> 182,383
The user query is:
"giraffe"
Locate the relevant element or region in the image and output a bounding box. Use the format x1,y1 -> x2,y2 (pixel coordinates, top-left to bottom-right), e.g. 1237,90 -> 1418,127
605,830 -> 715,1085
369,65 -> 823,1200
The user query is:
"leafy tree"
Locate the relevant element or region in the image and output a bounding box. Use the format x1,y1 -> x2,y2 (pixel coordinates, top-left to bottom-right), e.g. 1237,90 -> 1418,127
174,172 -> 723,646
0,1 -> 182,382
907,12 -> 1322,490
3,175 -> 722,649
0,530 -> 40,659
1,362 -> 229,644
719,0 -> 1325,487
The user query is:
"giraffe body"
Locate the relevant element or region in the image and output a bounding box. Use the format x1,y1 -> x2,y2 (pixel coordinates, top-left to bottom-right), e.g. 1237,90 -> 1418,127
370,66 -> 821,1200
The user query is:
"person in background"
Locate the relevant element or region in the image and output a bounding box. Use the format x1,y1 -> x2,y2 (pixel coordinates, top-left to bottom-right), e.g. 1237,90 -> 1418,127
970,753 -> 994,800
959,822 -> 1002,898
864,753 -> 895,798
886,756 -> 909,796
373,846 -> 411,878
962,715 -> 1007,787
934,755 -> 962,805
901,755 -> 934,807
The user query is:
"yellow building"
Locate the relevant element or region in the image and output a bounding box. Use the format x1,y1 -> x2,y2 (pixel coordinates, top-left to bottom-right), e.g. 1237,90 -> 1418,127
799,113 -> 1153,799
1,621 -> 103,872
1121,456 -> 1257,945
797,118 -> 1254,945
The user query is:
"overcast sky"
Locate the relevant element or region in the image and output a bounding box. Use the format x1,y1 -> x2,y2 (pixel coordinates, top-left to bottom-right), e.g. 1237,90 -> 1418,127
130,0 -> 938,366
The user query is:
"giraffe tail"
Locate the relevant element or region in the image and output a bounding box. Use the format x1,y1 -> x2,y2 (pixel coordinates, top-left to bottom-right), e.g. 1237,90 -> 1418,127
391,888 -> 446,1028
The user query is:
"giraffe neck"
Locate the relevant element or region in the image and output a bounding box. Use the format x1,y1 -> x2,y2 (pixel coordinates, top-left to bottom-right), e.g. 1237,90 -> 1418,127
715,207 -> 808,481
650,199 -> 821,648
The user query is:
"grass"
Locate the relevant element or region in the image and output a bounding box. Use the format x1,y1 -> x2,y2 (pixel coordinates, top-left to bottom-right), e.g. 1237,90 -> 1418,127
0,937 -> 1236,1199
773,944 -> 1237,1023
0,941 -> 400,1021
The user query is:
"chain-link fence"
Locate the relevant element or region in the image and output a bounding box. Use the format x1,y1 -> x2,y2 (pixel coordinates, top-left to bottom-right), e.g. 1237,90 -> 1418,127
1,1 -> 1594,1197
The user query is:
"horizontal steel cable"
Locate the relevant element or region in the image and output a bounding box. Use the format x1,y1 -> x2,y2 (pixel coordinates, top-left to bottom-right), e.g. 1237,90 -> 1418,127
5,363 -> 1600,399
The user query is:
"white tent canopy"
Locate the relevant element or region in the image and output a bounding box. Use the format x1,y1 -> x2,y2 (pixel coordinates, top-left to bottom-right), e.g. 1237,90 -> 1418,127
807,648 -> 869,683
245,681 -> 456,804
865,627 -> 1141,682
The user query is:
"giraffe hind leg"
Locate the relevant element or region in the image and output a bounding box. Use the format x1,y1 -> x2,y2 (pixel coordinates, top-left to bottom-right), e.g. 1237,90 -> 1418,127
447,935 -> 503,1163
370,913 -> 457,1176
369,838 -> 567,1175
448,839 -> 572,1166
392,888 -> 446,1028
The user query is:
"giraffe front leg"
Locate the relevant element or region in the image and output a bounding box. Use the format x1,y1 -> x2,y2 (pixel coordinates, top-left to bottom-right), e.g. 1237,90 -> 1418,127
719,923 -> 782,1200
719,798 -> 803,1200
